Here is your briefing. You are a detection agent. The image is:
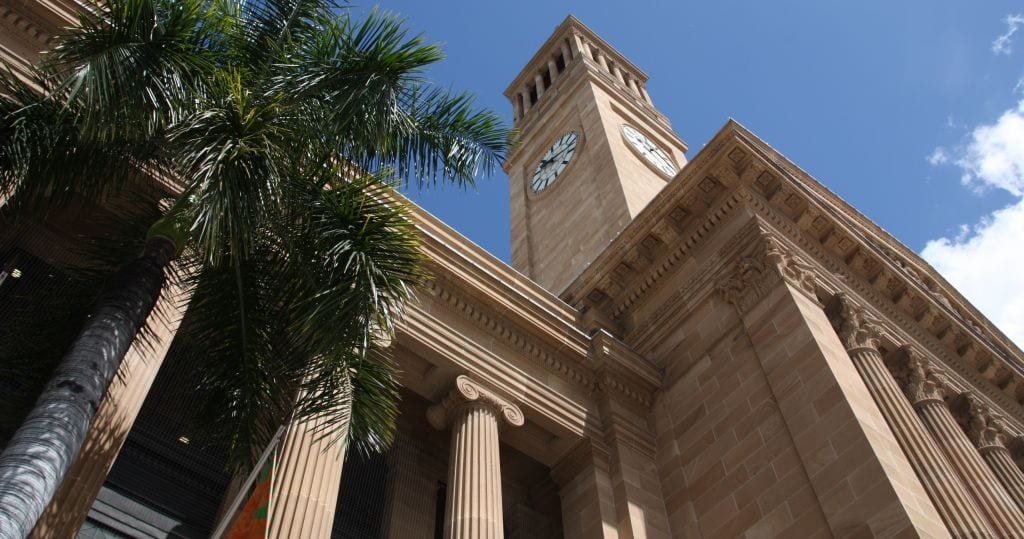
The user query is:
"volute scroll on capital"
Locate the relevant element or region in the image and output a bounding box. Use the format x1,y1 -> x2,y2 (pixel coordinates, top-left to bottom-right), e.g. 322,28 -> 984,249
833,294 -> 884,353
427,375 -> 525,430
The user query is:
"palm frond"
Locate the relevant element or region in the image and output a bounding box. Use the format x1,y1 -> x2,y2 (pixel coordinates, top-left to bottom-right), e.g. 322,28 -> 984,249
47,0 -> 214,141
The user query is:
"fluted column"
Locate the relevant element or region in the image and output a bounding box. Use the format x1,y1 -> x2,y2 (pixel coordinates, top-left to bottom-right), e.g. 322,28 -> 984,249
905,349 -> 1024,537
965,396 -> 1024,515
833,296 -> 993,537
428,376 -> 524,539
266,412 -> 346,538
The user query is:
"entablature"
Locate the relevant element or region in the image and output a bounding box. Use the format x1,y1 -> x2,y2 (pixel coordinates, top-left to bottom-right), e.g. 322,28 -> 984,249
563,119 -> 1024,425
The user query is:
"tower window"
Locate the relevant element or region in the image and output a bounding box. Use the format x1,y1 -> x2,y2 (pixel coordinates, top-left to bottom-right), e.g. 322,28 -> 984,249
542,70 -> 551,88
529,85 -> 537,105
556,53 -> 565,73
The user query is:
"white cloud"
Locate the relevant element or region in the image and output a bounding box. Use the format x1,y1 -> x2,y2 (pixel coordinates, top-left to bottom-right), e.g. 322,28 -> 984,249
993,14 -> 1024,55
922,201 -> 1024,346
953,100 -> 1024,195
922,99 -> 1024,347
927,147 -> 950,165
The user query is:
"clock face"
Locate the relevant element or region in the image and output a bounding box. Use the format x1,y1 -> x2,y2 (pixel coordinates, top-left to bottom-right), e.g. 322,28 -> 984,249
532,131 -> 579,193
622,125 -> 677,177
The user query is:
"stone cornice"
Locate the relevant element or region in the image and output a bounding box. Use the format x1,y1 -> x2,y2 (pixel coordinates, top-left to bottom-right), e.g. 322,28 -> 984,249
426,277 -> 595,391
563,130 -> 741,328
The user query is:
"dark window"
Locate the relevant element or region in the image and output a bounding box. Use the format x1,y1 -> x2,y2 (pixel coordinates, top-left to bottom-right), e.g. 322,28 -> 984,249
555,53 -> 565,73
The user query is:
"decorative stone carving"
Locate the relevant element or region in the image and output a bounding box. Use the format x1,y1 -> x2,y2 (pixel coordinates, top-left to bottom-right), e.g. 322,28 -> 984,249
833,294 -> 884,352
427,375 -> 525,430
964,395 -> 1009,453
903,346 -> 950,407
718,231 -> 820,314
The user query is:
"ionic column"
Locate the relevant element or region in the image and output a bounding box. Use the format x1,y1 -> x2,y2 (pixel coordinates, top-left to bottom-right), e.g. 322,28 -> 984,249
428,376 -> 524,539
905,348 -> 1024,537
594,50 -> 608,72
547,59 -> 559,83
964,396 -> 1024,514
266,412 -> 346,538
560,44 -> 572,65
833,296 -> 993,537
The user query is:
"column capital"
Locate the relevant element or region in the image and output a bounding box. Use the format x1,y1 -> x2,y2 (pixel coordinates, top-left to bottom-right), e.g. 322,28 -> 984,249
963,395 -> 1011,453
718,231 -> 820,314
903,346 -> 951,407
833,294 -> 884,353
427,375 -> 524,430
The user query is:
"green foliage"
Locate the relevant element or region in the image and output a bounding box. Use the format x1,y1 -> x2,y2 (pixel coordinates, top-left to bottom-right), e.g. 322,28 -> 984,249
0,0 -> 509,470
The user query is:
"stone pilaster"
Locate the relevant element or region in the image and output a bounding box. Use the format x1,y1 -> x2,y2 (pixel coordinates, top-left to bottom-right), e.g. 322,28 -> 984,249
550,440 -> 619,539
428,376 -> 523,539
833,295 -> 991,537
718,230 -> 945,537
963,396 -> 1024,515
266,413 -> 346,538
904,348 -> 1024,537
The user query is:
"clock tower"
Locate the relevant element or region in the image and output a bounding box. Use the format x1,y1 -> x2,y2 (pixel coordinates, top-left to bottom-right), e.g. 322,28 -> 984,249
504,16 -> 688,295
503,16 -> 688,295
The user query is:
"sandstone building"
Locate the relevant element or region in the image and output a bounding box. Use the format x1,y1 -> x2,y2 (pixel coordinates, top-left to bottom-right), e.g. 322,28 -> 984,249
5,4 -> 1024,538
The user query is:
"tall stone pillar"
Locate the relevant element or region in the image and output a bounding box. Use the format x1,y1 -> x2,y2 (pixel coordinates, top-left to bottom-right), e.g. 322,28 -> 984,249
520,87 -> 531,114
832,296 -> 993,537
547,59 -> 559,83
904,349 -> 1024,537
427,376 -> 524,539
534,73 -> 545,99
560,44 -> 572,65
963,395 -> 1024,514
266,412 -> 346,538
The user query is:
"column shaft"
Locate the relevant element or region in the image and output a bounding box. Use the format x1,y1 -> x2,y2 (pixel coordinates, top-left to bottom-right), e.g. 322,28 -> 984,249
918,401 -> 1024,537
982,446 -> 1024,514
445,403 -> 503,539
267,415 -> 346,539
848,347 -> 994,537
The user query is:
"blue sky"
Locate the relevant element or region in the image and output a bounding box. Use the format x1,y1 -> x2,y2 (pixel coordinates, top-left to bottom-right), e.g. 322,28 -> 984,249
356,1 -> 1024,345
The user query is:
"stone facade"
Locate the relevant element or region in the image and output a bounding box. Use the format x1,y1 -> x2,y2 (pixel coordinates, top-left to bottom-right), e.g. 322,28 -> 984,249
7,6 -> 1024,538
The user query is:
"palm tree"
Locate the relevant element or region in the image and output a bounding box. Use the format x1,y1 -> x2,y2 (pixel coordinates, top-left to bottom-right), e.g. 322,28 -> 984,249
0,1 -> 510,536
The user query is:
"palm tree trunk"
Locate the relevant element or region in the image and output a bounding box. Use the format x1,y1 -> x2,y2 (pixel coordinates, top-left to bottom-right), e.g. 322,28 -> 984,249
0,237 -> 176,539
